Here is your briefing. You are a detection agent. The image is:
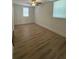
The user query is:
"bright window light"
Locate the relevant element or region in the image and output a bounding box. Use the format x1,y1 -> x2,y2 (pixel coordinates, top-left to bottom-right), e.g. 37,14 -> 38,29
23,7 -> 29,16
53,0 -> 66,18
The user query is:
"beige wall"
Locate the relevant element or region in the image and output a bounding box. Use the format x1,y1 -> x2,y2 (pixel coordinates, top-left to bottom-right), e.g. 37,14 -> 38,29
13,4 -> 35,25
12,4 -> 14,31
35,2 -> 66,37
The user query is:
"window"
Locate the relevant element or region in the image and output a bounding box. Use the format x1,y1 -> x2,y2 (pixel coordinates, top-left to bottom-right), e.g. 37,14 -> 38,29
23,7 -> 29,16
53,0 -> 66,18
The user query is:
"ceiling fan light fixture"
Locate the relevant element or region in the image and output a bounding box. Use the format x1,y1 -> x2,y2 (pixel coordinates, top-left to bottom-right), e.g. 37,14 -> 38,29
31,0 -> 36,6
32,3 -> 36,6
31,0 -> 42,6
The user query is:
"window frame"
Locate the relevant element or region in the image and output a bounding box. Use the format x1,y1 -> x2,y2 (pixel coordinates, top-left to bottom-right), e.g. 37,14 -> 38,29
23,7 -> 29,17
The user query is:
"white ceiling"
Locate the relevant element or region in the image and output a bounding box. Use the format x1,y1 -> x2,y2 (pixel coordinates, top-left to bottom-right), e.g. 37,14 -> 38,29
13,0 -> 55,6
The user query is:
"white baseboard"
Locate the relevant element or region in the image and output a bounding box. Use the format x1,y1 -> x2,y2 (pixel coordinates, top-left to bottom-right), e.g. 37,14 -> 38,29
36,23 -> 66,37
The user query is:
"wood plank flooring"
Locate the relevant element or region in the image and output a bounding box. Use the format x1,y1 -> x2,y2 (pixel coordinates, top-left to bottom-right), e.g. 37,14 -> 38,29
13,23 -> 66,59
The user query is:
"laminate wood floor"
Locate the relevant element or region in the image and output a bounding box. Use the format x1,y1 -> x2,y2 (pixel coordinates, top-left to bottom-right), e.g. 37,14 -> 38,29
13,23 -> 66,59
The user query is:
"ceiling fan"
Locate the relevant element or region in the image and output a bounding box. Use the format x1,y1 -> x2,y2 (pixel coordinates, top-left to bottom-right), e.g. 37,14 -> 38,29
27,0 -> 56,6
28,0 -> 58,6
28,0 -> 43,6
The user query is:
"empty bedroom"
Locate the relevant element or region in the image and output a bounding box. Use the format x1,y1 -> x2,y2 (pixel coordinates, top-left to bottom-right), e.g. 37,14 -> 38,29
12,0 -> 66,59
